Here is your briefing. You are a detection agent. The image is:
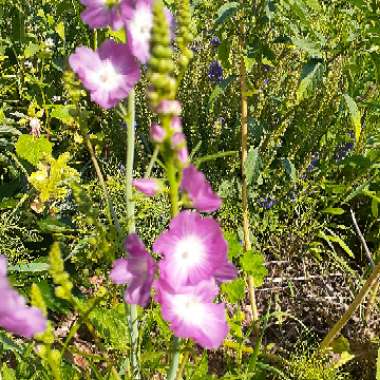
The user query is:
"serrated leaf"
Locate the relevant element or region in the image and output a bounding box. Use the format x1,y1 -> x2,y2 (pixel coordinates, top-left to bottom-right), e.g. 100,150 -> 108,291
343,94 -> 361,144
51,105 -> 75,125
221,278 -> 245,303
245,147 -> 262,186
322,207 -> 345,215
215,2 -> 240,26
240,251 -> 267,287
15,134 -> 53,166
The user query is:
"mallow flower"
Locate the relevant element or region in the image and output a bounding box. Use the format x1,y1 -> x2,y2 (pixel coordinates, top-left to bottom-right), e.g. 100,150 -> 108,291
80,0 -> 124,30
69,40 -> 140,109
181,164 -> 221,212
110,234 -> 155,306
133,178 -> 161,197
121,0 -> 153,64
154,278 -> 229,349
0,256 -> 47,338
153,211 -> 232,287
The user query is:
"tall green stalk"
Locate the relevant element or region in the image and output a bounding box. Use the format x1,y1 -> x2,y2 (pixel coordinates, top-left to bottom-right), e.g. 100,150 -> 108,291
125,89 -> 141,380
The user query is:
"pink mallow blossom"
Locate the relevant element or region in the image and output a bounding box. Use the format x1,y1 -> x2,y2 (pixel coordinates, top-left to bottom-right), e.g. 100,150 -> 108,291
121,0 -> 153,64
133,178 -> 161,197
153,211 -> 234,287
110,234 -> 155,306
0,256 -> 47,338
154,278 -> 229,349
69,40 -> 140,109
80,0 -> 124,30
181,165 -> 221,213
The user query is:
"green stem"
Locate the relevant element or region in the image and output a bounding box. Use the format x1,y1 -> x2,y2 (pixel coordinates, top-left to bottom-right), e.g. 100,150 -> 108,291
124,89 -> 141,380
167,337 -> 181,380
145,145 -> 160,178
84,135 -> 121,233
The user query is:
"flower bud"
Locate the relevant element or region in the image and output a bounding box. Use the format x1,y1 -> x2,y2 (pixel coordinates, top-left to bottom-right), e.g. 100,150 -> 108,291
150,123 -> 166,143
133,178 -> 162,197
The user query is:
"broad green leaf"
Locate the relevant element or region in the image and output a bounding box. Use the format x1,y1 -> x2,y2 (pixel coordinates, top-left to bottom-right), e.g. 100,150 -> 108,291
215,2 -> 240,26
224,231 -> 243,259
296,60 -> 324,102
292,38 -> 322,57
245,147 -> 262,186
283,158 -> 297,182
51,104 -> 75,125
322,207 -> 345,215
343,94 -> 361,144
240,250 -> 268,287
15,134 -> 53,166
221,278 -> 245,303
24,42 -> 39,58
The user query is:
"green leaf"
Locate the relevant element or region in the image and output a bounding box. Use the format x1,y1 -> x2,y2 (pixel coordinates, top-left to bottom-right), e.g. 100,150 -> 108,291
208,76 -> 236,107
1,363 -> 17,380
51,104 -> 75,125
318,231 -> 354,258
322,207 -> 345,215
215,2 -> 240,26
371,198 -> 378,218
296,60 -> 324,102
292,38 -> 322,57
55,21 -> 65,41
283,158 -> 297,182
15,134 -> 53,166
0,331 -> 22,354
240,250 -> 268,287
8,262 -> 50,273
245,147 -> 262,186
221,278 -> 245,303
24,42 -> 39,58
343,94 -> 361,144
224,231 -> 243,259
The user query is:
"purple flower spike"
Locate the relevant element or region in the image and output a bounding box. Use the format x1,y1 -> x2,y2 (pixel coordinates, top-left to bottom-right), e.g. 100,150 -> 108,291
80,0 -> 124,30
208,61 -> 223,82
0,256 -> 47,338
110,234 -> 155,307
133,178 -> 161,197
154,211 -> 228,287
69,40 -> 140,109
154,278 -> 229,349
121,0 -> 153,64
181,165 -> 221,213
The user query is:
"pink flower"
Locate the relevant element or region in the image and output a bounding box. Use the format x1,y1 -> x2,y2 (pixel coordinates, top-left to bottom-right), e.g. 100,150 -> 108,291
110,234 -> 155,306
154,278 -> 229,349
133,178 -> 161,197
181,165 -> 221,212
121,0 -> 153,64
150,123 -> 166,143
214,261 -> 237,284
153,211 -> 228,287
69,40 -> 140,109
80,0 -> 124,30
171,116 -> 182,133
156,100 -> 182,115
0,256 -> 47,338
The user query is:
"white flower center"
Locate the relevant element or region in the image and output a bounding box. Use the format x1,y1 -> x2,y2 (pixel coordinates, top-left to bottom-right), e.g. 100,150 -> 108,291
130,6 -> 153,43
90,60 -> 122,92
174,234 -> 205,269
172,294 -> 204,325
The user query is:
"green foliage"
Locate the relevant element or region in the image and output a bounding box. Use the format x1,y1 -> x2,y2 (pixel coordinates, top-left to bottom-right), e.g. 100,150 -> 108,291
240,251 -> 268,287
15,134 -> 53,166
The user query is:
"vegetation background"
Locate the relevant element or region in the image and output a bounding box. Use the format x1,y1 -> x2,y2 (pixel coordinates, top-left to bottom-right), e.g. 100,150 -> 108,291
1,0 -> 380,378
